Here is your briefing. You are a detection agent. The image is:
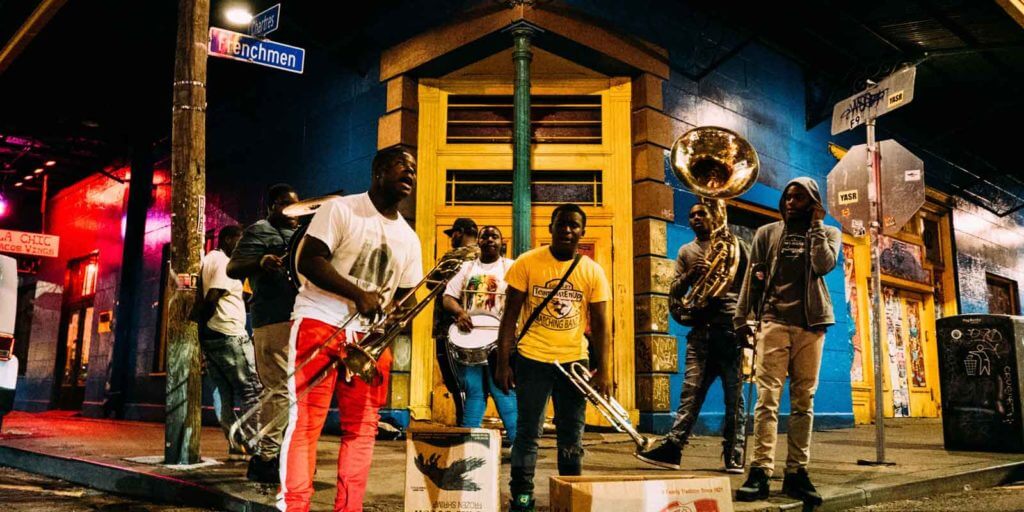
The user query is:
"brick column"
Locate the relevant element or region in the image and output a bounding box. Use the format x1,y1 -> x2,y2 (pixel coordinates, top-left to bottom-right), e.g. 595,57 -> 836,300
630,73 -> 677,419
377,74 -> 418,425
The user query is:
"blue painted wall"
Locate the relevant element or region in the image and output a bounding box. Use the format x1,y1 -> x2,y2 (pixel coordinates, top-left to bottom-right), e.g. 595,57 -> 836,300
557,0 -> 858,434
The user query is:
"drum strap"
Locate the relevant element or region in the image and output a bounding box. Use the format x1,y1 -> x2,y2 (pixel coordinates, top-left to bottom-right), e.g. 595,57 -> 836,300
516,253 -> 582,342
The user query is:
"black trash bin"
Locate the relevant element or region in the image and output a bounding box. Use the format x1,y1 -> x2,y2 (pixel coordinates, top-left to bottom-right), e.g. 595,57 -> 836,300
936,314 -> 1024,452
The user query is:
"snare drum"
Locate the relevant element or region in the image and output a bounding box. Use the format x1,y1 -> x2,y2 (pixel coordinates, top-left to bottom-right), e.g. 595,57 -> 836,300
447,314 -> 500,366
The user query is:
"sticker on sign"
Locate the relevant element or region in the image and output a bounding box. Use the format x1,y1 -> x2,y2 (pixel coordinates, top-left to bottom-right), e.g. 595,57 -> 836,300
838,190 -> 860,205
905,169 -> 921,182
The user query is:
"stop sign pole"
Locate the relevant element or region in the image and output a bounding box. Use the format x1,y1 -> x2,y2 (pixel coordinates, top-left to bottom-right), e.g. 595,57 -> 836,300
830,65 -> 917,467
863,118 -> 894,466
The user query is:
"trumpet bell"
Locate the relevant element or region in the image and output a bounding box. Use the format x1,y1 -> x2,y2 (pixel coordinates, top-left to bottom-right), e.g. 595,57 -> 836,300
670,126 -> 759,199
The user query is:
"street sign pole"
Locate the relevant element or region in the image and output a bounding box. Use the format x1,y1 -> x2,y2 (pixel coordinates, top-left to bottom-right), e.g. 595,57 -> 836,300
862,118 -> 894,466
830,66 -> 920,468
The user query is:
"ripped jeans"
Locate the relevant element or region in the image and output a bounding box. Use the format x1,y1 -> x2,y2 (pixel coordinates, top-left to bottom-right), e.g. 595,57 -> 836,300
509,354 -> 587,497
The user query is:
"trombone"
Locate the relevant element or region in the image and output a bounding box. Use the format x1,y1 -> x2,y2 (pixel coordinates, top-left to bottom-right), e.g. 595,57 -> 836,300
228,245 -> 479,447
554,360 -> 652,452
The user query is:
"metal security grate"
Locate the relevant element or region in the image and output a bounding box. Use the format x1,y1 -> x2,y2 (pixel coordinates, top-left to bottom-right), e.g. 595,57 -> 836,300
445,170 -> 602,206
446,95 -> 602,144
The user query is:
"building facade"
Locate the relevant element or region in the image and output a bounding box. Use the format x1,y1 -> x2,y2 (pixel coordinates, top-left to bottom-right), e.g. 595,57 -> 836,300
8,1 -> 1024,436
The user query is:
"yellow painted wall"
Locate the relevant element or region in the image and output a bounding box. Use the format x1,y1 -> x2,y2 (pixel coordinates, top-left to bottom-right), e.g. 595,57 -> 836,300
409,49 -> 635,425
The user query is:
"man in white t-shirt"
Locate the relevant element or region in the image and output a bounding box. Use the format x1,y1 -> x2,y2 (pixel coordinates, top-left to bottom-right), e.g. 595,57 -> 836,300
441,225 -> 517,443
196,225 -> 262,458
280,147 -> 424,512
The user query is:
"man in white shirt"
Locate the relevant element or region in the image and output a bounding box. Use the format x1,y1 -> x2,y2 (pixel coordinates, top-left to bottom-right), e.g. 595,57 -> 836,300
196,224 -> 262,458
280,147 -> 423,512
441,225 -> 517,443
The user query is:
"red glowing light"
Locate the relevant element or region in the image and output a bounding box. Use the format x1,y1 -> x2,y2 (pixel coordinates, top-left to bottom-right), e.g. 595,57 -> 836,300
0,196 -> 7,217
14,182 -> 23,187
45,160 -> 56,167
24,175 -> 34,181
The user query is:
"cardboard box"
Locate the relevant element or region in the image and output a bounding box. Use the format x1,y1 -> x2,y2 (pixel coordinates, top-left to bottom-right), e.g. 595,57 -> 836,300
550,475 -> 733,512
404,427 -> 500,512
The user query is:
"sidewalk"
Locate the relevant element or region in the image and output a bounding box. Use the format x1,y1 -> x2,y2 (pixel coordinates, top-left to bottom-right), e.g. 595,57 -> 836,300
0,411 -> 1022,511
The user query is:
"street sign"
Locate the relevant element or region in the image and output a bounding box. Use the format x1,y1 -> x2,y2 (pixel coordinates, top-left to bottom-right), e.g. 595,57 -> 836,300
0,229 -> 59,258
878,139 -> 925,235
248,3 -> 280,38
208,27 -> 304,74
827,144 -> 871,237
831,66 -> 916,135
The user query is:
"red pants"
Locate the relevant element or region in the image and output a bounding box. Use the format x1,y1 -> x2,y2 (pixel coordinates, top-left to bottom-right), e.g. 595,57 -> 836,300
278,318 -> 392,512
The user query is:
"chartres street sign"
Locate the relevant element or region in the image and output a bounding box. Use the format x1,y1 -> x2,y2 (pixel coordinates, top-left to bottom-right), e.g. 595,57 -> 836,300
208,27 -> 305,74
0,229 -> 60,258
249,3 -> 280,38
831,65 -> 916,135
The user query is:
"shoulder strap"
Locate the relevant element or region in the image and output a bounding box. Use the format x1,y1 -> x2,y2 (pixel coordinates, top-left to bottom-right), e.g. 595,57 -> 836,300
516,252 -> 582,341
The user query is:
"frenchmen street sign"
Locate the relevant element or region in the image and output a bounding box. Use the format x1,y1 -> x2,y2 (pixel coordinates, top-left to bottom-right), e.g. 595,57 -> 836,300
208,26 -> 305,74
0,229 -> 60,258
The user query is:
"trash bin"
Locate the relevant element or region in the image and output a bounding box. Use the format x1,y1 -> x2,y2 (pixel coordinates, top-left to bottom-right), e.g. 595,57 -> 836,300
936,314 -> 1024,452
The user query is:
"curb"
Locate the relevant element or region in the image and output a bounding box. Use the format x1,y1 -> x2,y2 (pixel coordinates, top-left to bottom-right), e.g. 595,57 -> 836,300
766,460 -> 1024,512
0,445 -> 276,512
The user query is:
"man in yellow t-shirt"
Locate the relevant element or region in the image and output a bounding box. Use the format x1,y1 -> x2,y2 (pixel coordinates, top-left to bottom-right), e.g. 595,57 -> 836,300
494,204 -> 612,512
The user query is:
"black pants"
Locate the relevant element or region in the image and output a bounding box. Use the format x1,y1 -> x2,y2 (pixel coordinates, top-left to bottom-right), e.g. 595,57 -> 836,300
666,323 -> 746,461
509,355 -> 587,496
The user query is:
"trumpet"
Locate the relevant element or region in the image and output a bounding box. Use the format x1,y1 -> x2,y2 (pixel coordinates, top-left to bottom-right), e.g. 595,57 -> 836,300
554,360 -> 651,452
228,245 -> 479,447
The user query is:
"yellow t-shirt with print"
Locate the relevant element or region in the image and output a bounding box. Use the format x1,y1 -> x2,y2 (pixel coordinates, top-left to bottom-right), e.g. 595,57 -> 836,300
505,245 -> 611,363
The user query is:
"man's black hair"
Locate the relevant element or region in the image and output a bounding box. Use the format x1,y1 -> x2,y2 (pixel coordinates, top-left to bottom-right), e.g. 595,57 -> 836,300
218,224 -> 243,246
267,183 -> 295,206
550,203 -> 586,227
371,146 -> 413,178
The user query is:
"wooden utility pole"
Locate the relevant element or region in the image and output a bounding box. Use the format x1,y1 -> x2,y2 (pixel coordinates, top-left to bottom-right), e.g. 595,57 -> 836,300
165,0 -> 208,465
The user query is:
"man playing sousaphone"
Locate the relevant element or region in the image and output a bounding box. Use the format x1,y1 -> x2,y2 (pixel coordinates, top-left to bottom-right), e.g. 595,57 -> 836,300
441,225 -> 517,445
636,202 -> 749,473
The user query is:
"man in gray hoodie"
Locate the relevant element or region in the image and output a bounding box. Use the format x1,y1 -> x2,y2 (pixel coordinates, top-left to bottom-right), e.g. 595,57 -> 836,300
733,177 -> 841,505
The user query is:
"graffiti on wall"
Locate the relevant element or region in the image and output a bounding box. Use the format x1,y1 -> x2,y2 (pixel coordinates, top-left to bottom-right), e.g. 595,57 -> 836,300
880,235 -> 929,284
884,286 -> 910,417
843,244 -> 865,383
905,299 -> 927,387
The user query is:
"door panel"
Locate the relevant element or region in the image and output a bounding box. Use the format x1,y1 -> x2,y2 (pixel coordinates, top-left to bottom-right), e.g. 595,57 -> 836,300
880,287 -> 939,418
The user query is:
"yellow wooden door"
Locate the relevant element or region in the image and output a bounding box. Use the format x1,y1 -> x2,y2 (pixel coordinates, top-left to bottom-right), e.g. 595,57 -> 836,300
880,287 -> 940,418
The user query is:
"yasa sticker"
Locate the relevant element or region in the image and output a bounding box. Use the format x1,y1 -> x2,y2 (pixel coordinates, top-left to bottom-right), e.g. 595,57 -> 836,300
905,169 -> 921,181
838,189 -> 859,205
888,90 -> 905,107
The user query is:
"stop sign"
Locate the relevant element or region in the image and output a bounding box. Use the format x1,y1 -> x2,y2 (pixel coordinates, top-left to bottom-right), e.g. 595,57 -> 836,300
827,140 -> 924,237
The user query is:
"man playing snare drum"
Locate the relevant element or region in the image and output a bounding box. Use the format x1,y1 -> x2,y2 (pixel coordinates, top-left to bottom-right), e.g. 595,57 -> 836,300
441,225 -> 517,445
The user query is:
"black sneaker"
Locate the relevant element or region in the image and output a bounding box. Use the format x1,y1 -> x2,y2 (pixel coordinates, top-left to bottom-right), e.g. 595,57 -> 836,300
782,467 -> 823,505
735,466 -> 770,501
723,445 -> 745,474
509,493 -> 535,512
635,438 -> 682,470
246,455 -> 280,484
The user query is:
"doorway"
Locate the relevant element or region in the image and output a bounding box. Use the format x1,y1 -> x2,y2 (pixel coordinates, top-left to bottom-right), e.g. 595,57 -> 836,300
53,253 -> 98,410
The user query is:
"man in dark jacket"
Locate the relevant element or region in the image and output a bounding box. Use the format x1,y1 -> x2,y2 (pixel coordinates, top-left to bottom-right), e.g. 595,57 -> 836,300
227,183 -> 299,483
733,177 -> 841,505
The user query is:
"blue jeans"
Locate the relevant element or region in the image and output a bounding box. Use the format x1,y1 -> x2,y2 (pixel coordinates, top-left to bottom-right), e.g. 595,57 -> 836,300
455,362 -> 518,444
510,354 -> 587,497
201,330 -> 263,450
